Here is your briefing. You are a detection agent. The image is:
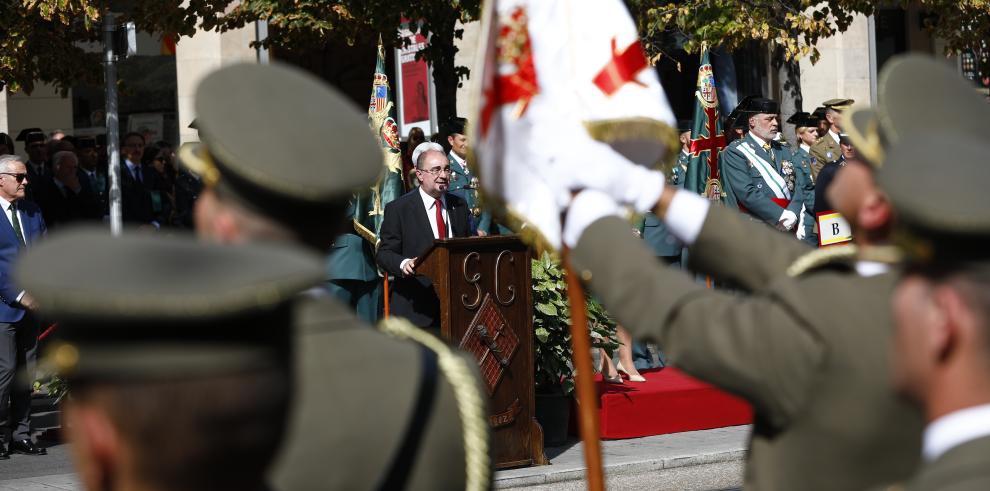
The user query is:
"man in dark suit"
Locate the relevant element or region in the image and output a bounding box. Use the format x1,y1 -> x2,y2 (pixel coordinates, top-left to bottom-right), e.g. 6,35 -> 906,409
0,155 -> 46,458
377,149 -> 471,329
34,151 -> 103,230
75,137 -> 108,213
119,132 -> 160,227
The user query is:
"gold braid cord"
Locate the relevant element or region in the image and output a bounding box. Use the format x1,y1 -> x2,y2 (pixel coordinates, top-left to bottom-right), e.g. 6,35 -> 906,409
786,244 -> 858,277
378,317 -> 491,491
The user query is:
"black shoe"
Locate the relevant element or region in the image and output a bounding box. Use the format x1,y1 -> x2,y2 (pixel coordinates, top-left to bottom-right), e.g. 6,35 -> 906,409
0,443 -> 9,459
9,439 -> 46,455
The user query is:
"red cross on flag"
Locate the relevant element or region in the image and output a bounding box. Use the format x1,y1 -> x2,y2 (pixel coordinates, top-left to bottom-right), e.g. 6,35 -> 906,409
470,0 -> 677,251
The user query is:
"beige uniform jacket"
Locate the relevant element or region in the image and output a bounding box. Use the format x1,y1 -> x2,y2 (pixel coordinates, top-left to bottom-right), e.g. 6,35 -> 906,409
904,436 -> 990,491
271,295 -> 488,491
809,135 -> 841,179
572,206 -> 922,490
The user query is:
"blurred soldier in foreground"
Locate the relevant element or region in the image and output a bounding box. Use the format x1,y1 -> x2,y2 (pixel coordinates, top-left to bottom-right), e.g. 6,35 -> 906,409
559,55 -> 983,490
881,133 -> 990,491
18,230 -> 322,491
179,62 -> 489,491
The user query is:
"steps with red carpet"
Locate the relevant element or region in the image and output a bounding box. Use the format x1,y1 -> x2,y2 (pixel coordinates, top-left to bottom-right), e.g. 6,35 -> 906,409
586,367 -> 752,439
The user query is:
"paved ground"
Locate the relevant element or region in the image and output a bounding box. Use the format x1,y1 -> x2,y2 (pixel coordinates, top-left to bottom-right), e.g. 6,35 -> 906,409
0,425 -> 750,490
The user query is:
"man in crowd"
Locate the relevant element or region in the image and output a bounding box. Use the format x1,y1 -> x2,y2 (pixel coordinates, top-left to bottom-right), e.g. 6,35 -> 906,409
556,55 -> 978,490
445,117 -> 490,236
880,133 -> 990,490
0,154 -> 46,458
16,129 -> 48,180
119,132 -> 161,227
719,96 -> 808,237
377,149 -> 472,331
75,137 -> 108,213
813,133 -> 856,219
179,62 -> 489,490
809,98 -> 853,174
17,229 -> 322,491
35,151 -> 103,230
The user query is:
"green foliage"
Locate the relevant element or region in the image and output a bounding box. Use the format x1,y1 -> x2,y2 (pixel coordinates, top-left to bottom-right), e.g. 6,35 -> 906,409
33,375 -> 69,404
532,252 -> 618,395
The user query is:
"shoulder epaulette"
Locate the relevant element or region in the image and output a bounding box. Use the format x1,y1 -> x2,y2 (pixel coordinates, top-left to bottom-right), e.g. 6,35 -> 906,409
786,244 -> 859,277
377,316 -> 490,491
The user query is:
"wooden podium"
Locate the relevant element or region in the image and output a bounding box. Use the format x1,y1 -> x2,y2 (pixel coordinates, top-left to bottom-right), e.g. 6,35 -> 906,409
415,236 -> 547,469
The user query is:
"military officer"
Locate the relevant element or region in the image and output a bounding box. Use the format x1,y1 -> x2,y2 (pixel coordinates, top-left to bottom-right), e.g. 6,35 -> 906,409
787,112 -> 820,246
719,96 -> 809,235
877,133 -> 990,491
809,98 -> 854,176
811,106 -> 829,144
556,54 -> 988,490
178,62 -> 490,491
17,229 -> 324,491
445,117 -> 490,236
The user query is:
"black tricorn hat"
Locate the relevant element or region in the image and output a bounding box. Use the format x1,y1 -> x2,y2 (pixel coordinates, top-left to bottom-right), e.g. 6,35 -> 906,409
444,116 -> 467,136
16,128 -> 45,144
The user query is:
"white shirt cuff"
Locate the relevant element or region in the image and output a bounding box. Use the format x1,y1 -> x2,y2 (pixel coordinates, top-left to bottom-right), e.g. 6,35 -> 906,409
15,291 -> 24,303
664,191 -> 710,246
399,258 -> 413,271
563,190 -> 624,248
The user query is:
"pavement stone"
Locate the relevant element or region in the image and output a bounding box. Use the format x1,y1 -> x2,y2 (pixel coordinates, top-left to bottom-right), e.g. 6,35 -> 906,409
494,425 -> 750,488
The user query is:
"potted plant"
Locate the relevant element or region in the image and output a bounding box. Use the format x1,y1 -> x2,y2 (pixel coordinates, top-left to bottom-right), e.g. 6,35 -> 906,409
532,252 -> 617,446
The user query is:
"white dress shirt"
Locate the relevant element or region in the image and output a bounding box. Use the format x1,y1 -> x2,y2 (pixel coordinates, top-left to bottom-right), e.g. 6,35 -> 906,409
800,143 -> 811,154
449,151 -> 468,175
923,403 -> 990,462
829,129 -> 840,145
399,187 -> 451,271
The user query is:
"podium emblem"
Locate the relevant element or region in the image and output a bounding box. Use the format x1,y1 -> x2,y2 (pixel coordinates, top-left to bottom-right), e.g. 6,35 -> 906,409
460,294 -> 519,395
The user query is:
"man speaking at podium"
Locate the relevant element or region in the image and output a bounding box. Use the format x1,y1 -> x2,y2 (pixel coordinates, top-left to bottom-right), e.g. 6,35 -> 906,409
377,148 -> 471,330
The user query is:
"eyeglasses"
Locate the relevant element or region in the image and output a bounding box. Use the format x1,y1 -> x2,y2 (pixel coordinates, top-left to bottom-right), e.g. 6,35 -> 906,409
1,173 -> 28,183
418,166 -> 452,176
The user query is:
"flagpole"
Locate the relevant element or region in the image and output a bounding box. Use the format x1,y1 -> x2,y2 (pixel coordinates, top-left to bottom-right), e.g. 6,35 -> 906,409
562,247 -> 605,491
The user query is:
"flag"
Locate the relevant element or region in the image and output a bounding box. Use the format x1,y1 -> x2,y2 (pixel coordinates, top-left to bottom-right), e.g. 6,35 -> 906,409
352,40 -> 405,243
470,0 -> 677,251
683,47 -> 727,202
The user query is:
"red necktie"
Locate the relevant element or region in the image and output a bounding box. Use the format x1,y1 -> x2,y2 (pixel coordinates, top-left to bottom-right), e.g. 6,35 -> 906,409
434,199 -> 447,239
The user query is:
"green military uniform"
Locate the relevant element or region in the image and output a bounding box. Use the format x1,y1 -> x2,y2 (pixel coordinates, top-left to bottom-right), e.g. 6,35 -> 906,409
18,229 -> 324,491
637,151 -> 686,260
720,127 -> 809,230
903,437 -> 990,491
448,151 -> 491,234
808,99 -> 853,179
792,145 -> 818,246
178,63 -> 491,491
327,226 -> 382,323
572,206 -> 922,490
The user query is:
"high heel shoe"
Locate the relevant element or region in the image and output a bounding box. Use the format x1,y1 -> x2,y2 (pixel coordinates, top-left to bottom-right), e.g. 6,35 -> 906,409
599,358 -> 624,384
616,362 -> 647,382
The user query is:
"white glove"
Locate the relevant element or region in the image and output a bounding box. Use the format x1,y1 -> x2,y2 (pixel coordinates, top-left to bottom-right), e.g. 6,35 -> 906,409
563,190 -> 624,248
778,209 -> 798,231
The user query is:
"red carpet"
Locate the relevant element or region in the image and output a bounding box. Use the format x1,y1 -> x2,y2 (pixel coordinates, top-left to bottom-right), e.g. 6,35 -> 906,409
585,367 -> 752,439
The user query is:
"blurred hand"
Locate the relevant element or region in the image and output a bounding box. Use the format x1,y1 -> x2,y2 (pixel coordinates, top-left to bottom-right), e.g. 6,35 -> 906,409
401,257 -> 417,276
20,293 -> 38,311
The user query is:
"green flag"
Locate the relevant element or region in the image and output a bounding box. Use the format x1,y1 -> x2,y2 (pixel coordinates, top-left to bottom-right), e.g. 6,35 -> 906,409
352,40 -> 406,243
683,47 -> 727,202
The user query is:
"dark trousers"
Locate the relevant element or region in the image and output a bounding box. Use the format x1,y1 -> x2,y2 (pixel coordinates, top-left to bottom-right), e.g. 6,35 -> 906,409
0,314 -> 38,441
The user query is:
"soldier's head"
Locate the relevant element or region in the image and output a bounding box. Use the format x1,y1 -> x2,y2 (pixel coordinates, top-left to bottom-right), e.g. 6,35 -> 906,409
416,149 -> 451,199
838,134 -> 856,161
445,117 -> 468,159
880,133 -> 990,418
677,120 -> 692,153
17,230 -> 322,491
180,63 -> 381,254
739,97 -> 779,141
17,128 -> 47,164
786,112 -> 818,147
821,99 -> 853,133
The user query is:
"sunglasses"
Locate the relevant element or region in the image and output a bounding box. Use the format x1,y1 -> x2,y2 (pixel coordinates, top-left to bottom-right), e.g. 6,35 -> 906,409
1,173 -> 28,183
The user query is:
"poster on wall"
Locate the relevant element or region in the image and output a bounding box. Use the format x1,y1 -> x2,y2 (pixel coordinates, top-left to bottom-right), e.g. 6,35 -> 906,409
127,113 -> 165,143
395,19 -> 438,139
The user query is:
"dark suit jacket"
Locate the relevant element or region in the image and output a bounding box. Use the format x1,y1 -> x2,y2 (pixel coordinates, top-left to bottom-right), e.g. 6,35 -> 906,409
376,189 -> 470,327
120,162 -> 159,225
0,200 -> 46,323
35,175 -> 103,230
